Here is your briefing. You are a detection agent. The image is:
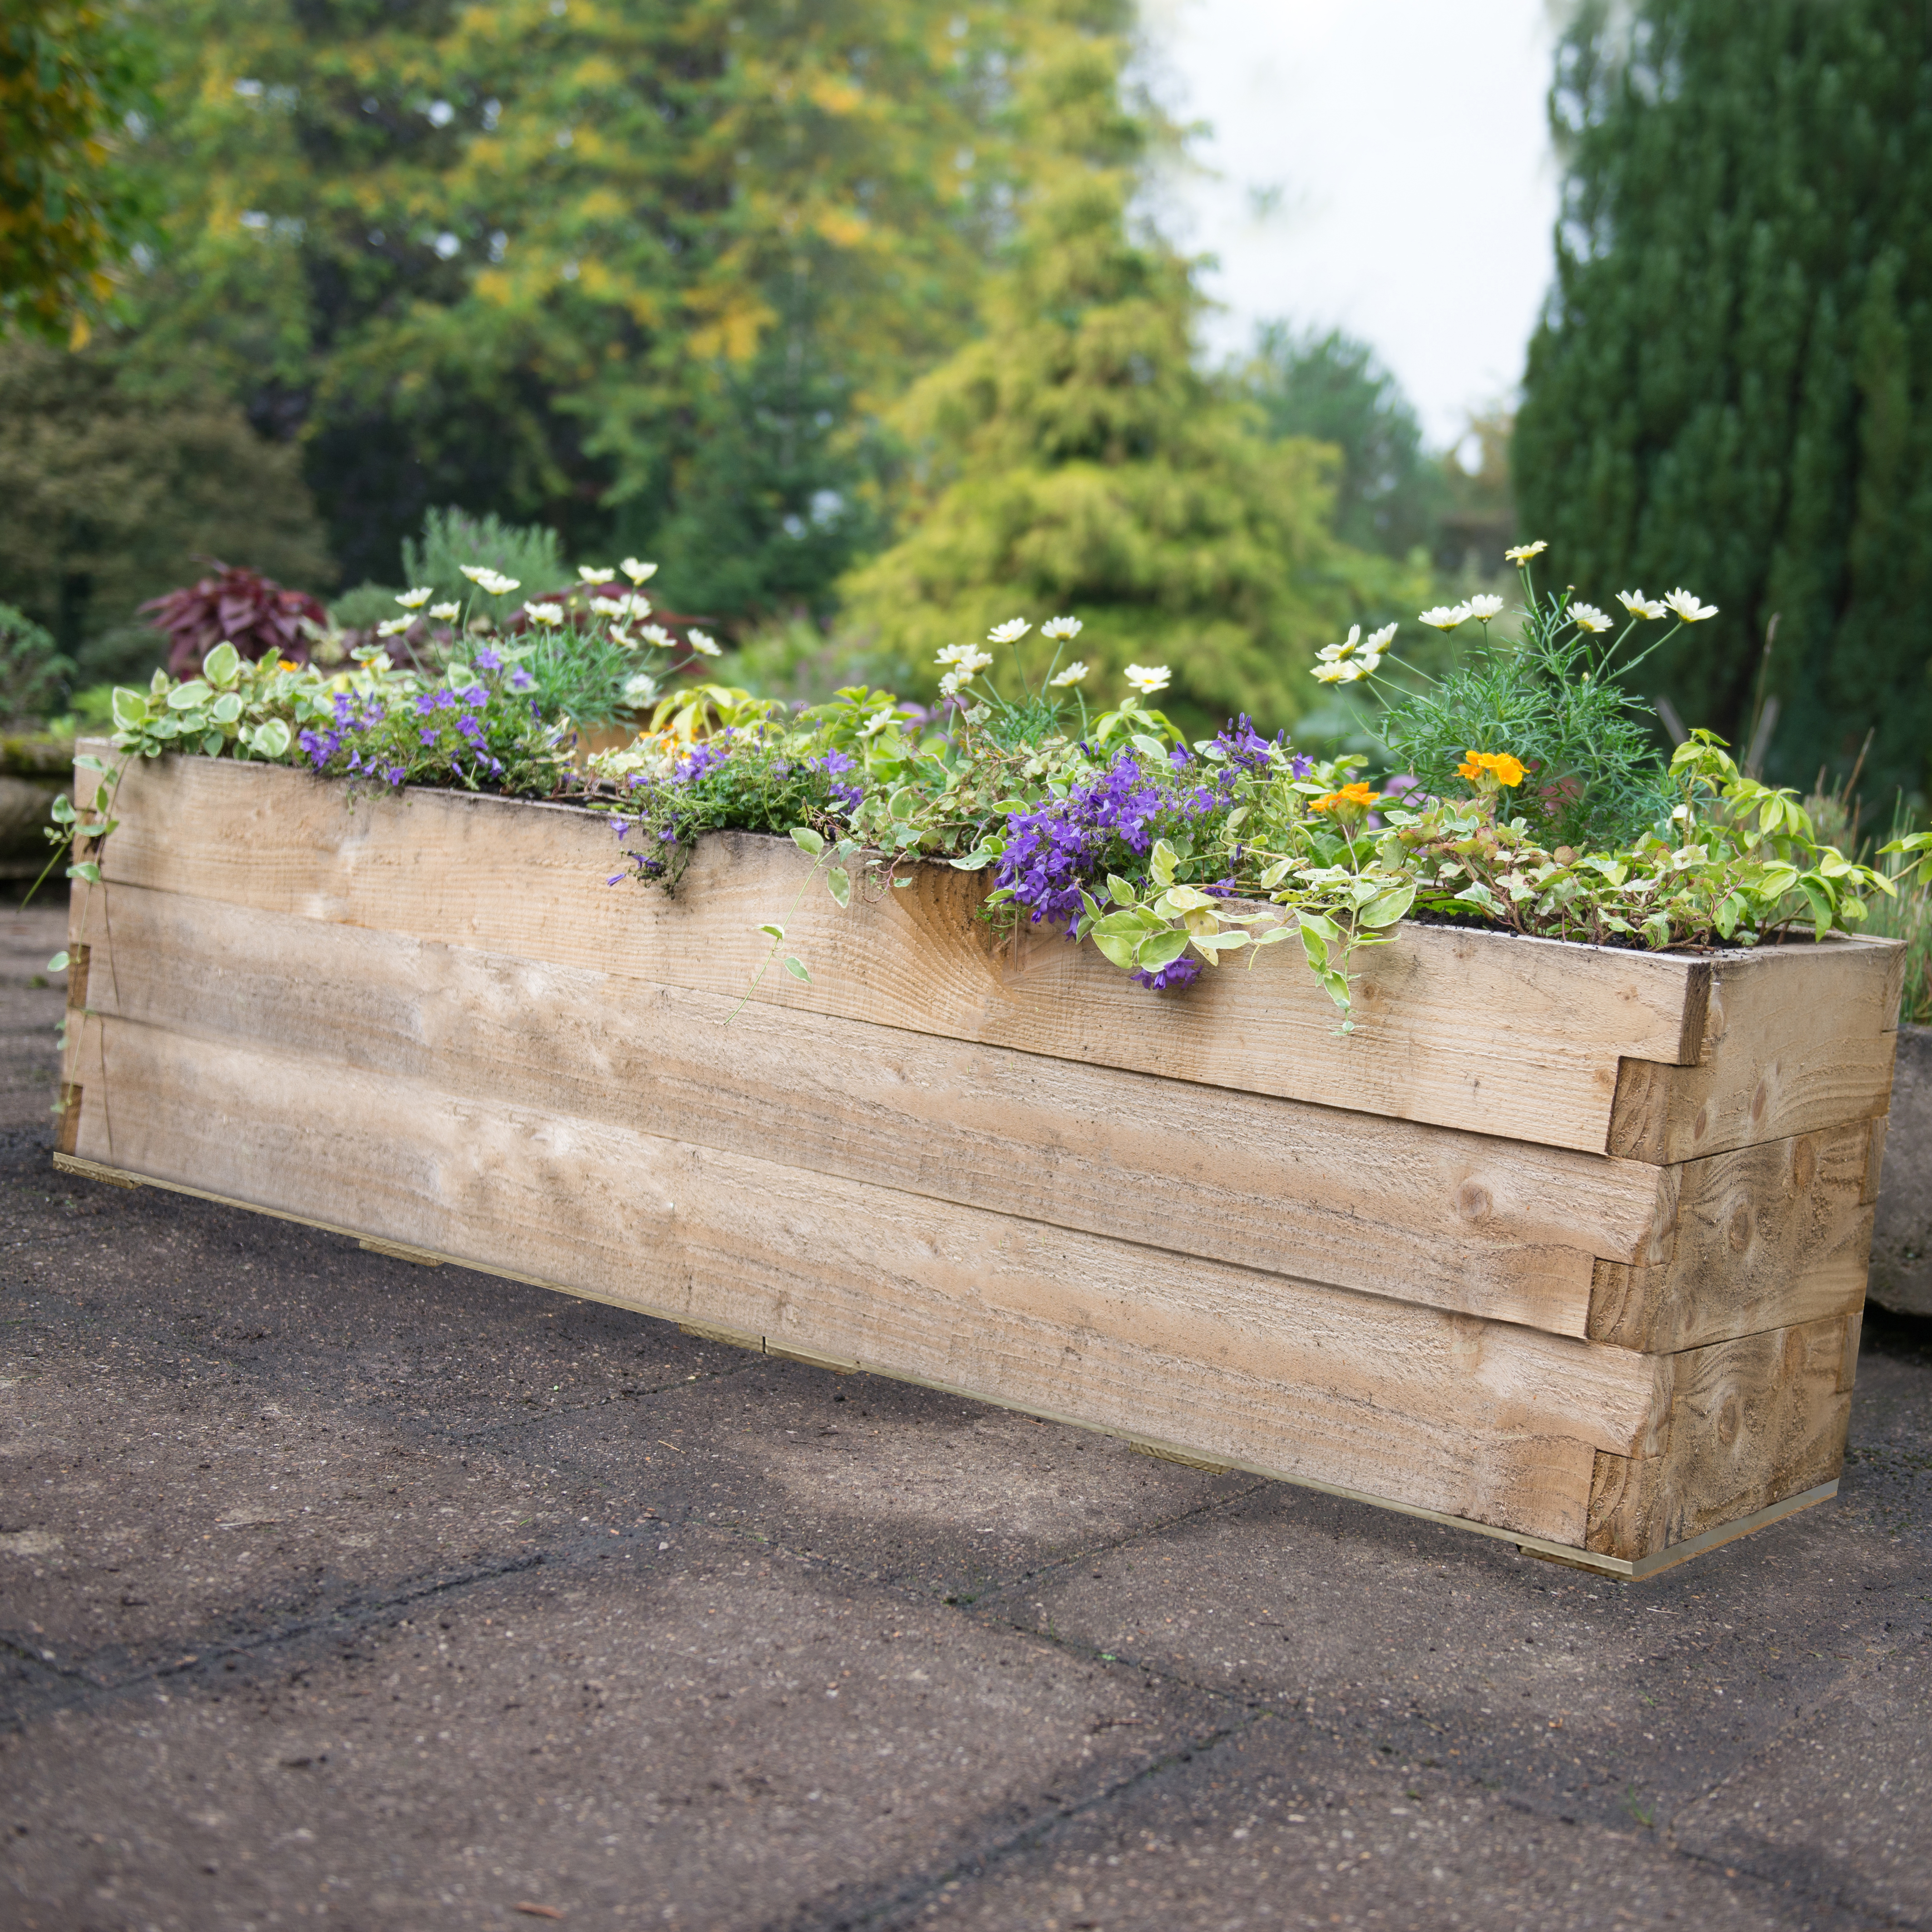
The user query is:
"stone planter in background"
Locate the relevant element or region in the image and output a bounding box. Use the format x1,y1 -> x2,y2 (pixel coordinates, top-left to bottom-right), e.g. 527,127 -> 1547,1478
0,736 -> 73,881
1870,1025 -> 1932,1317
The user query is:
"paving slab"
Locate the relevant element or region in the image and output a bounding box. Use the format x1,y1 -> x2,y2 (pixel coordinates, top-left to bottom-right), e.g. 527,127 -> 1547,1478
1673,1629 -> 1932,1929
1,1530 -> 1230,1932
867,1715 -> 1873,1932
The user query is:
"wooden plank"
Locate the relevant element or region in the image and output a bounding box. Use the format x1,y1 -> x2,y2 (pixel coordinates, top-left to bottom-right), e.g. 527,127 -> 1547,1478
1584,1310 -> 1857,1561
1608,938 -> 1902,1163
74,881 -> 1681,1339
68,1008 -> 1688,1548
74,749 -> 1714,1155
1586,1120 -> 1879,1351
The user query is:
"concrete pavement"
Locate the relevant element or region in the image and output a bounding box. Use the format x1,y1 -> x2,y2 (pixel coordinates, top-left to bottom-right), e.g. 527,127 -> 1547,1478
3,898 -> 1929,1932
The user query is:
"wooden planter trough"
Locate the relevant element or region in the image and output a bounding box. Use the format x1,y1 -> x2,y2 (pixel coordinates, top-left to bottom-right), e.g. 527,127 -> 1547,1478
57,750 -> 1904,1577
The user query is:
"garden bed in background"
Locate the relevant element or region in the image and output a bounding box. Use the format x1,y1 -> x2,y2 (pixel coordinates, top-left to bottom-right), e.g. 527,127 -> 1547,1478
56,748 -> 1904,1577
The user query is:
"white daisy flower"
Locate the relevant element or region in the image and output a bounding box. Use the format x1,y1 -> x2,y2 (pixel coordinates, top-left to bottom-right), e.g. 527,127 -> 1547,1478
1123,664 -> 1170,696
1504,540 -> 1548,564
1419,603 -> 1472,630
1570,602 -> 1612,633
987,618 -> 1032,645
524,601 -> 566,627
620,557 -> 659,586
1617,589 -> 1667,620
396,586 -> 434,610
429,602 -> 460,621
1664,587 -> 1718,622
1466,594 -> 1505,621
1040,616 -> 1083,641
1048,661 -> 1089,688
687,628 -> 723,657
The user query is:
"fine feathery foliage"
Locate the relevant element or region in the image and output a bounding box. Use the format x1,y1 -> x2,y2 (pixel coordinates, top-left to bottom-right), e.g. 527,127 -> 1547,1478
1372,557 -> 1676,852
400,508 -> 566,613
837,0 -> 1407,739
1517,0 -> 1932,804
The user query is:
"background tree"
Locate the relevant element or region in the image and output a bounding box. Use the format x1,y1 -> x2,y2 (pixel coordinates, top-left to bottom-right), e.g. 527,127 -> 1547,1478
0,0 -> 153,344
1244,325 -> 1441,562
0,340 -> 332,687
841,0 -> 1390,734
1517,0 -> 1932,803
118,0 -> 1043,611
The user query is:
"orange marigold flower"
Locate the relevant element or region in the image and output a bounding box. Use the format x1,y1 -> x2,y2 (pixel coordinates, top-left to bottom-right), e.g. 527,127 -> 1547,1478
1310,781 -> 1379,814
1458,750 -> 1526,788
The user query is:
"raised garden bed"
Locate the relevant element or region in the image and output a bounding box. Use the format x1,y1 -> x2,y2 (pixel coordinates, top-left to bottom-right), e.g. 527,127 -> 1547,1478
57,748 -> 1904,1577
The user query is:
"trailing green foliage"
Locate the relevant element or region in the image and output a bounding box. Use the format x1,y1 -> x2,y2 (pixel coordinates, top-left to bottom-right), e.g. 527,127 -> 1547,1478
1518,0 -> 1932,804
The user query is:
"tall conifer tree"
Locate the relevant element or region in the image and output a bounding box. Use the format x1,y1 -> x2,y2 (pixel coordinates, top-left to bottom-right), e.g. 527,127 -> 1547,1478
839,0 -> 1379,734
1517,0 -> 1932,801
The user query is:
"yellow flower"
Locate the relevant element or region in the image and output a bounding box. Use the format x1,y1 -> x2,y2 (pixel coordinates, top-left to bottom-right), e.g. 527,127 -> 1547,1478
1458,750 -> 1526,788
1310,781 -> 1379,815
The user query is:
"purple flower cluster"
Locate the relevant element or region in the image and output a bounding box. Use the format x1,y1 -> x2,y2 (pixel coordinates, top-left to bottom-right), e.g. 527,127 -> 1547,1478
299,692 -> 409,787
994,751 -> 1237,933
993,721 -> 1305,995
814,750 -> 863,815
1212,714 -> 1306,775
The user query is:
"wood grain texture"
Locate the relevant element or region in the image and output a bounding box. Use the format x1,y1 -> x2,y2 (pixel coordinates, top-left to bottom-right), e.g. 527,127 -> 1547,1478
75,882 -> 1681,1339
68,1009 -> 1690,1548
1608,938 -> 1902,1163
1585,1121 -> 1880,1351
65,1009 -> 1866,1559
1585,1311 -> 1857,1560
74,749 -> 1716,1154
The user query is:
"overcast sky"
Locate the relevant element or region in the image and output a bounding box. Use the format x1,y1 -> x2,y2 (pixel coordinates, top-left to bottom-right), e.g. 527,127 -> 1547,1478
1143,0 -> 1564,452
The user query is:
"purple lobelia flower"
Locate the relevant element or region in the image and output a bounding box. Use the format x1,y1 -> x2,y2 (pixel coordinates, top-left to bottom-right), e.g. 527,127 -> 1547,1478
1131,956 -> 1202,991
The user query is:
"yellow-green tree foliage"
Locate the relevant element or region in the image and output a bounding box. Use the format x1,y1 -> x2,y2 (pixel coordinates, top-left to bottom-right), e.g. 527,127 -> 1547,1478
839,0 -> 1382,733
124,0 -> 1046,596
0,0 -> 152,344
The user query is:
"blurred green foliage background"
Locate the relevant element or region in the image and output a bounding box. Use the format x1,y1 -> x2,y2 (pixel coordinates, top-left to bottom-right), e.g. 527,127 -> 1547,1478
3,0 -> 1928,817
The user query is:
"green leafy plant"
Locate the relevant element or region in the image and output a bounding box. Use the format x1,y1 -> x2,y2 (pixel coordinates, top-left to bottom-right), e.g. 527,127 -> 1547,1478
0,600 -> 73,724
1362,546 -> 1690,850
107,641 -> 307,761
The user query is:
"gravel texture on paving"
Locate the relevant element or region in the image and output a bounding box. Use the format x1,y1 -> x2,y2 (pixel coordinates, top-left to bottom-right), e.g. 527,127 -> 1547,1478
3,897 -> 1930,1932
